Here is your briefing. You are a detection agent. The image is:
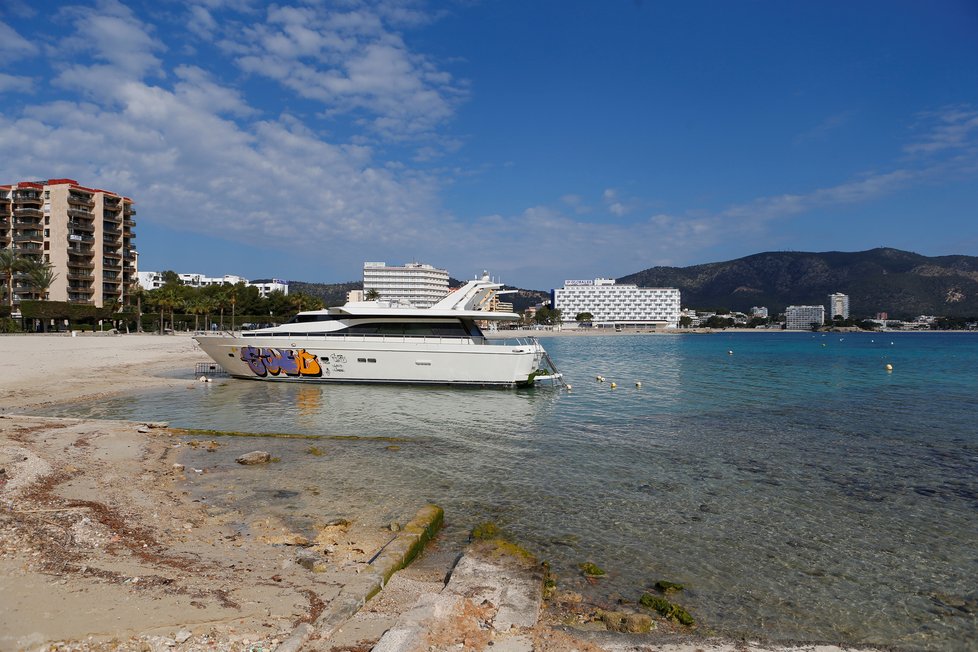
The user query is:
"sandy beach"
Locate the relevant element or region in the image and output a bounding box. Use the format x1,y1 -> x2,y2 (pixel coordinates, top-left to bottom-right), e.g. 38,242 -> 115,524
0,333 -> 874,652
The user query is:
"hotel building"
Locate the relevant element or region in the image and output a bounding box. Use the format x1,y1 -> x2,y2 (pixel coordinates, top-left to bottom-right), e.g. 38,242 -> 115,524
827,292 -> 850,320
552,278 -> 681,329
362,261 -> 449,308
785,305 -> 825,330
137,272 -> 288,297
0,179 -> 136,309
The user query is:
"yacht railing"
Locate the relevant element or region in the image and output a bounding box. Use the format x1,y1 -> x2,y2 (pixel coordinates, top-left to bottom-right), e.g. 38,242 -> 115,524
195,331 -> 543,349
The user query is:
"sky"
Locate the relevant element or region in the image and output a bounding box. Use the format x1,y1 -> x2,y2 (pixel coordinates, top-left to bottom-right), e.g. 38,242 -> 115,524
1,0 -> 977,290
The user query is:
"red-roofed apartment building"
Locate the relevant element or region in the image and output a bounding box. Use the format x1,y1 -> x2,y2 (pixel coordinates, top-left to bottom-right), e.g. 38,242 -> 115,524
0,179 -> 137,309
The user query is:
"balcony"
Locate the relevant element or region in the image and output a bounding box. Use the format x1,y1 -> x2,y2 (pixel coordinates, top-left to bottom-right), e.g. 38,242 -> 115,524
68,297 -> 95,305
68,283 -> 94,292
14,207 -> 43,218
67,270 -> 94,281
68,193 -> 95,207
68,208 -> 93,220
15,243 -> 42,253
103,225 -> 122,236
69,221 -> 96,234
13,191 -> 42,202
13,232 -> 43,244
13,218 -> 42,227
103,211 -> 122,224
103,247 -> 122,258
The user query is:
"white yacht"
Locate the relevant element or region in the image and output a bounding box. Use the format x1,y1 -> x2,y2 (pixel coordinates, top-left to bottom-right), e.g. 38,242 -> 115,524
194,275 -> 562,387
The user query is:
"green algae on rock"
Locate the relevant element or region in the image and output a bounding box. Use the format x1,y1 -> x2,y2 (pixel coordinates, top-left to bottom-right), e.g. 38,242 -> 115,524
654,580 -> 685,593
578,561 -> 606,577
640,592 -> 695,627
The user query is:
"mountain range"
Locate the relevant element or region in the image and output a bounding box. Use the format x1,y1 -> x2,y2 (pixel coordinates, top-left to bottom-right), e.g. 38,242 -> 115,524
618,248 -> 978,318
290,248 -> 978,319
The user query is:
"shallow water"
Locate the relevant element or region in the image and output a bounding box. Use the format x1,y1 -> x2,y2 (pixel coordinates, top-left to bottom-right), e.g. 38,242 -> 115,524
43,332 -> 978,650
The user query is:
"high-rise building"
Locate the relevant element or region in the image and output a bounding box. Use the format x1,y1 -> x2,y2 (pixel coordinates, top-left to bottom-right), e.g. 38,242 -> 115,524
785,305 -> 825,330
553,278 -> 681,328
362,261 -> 450,308
827,292 -> 850,320
0,179 -> 137,309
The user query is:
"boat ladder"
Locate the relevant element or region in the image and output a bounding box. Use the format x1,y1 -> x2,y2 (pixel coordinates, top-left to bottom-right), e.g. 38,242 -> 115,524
540,349 -> 569,389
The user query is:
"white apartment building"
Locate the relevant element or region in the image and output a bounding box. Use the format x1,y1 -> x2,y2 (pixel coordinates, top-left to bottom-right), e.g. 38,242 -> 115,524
552,278 -> 681,329
751,306 -> 769,318
785,305 -> 825,330
827,292 -> 850,320
137,272 -> 288,297
362,261 -> 449,308
248,278 -> 289,297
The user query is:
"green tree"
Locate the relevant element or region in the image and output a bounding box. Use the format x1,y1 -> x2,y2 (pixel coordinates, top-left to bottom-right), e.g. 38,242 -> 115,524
128,279 -> 145,332
0,250 -> 30,311
575,311 -> 594,325
365,288 -> 381,300
679,315 -> 694,328
150,286 -> 181,333
704,315 -> 734,329
24,259 -> 58,300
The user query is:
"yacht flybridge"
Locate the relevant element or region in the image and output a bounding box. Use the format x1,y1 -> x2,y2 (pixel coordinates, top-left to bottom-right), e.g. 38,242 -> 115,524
194,274 -> 563,387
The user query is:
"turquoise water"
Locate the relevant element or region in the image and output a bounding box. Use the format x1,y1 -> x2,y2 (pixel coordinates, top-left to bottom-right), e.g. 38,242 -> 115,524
44,332 -> 978,650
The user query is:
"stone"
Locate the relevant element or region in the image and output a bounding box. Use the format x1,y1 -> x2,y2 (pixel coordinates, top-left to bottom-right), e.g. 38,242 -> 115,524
236,451 -> 271,465
174,629 -> 192,644
296,550 -> 320,570
624,612 -> 654,633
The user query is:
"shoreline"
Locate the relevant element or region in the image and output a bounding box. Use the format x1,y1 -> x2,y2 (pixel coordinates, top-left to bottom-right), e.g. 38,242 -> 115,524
0,334 -> 881,651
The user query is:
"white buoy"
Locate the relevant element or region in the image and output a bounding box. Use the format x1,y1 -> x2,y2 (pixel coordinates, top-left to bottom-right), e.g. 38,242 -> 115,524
885,363 -> 893,371
566,384 -> 573,390
596,375 -> 604,382
610,382 -> 617,389
635,381 -> 642,388
199,376 -> 208,382
727,350 -> 733,355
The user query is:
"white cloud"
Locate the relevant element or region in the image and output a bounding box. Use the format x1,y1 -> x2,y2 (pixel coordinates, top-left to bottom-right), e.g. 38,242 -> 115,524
0,73 -> 34,94
0,21 -> 39,60
220,3 -> 466,140
904,105 -> 978,156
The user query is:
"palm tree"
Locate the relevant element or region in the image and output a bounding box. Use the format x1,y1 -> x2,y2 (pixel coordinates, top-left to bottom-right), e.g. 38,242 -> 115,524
0,249 -> 28,312
365,288 -> 381,300
150,286 -> 180,334
128,279 -> 145,333
185,296 -> 208,331
24,259 -> 58,301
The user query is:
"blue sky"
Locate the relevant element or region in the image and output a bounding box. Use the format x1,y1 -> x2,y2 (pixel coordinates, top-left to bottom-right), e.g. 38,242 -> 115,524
2,0 -> 977,290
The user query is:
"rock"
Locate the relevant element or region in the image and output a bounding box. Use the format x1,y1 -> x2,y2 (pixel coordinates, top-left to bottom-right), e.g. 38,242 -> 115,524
137,426 -> 150,434
624,612 -> 654,633
389,521 -> 401,532
236,451 -> 271,465
295,550 -> 320,570
174,629 -> 192,644
578,561 -> 606,577
172,463 -> 185,472
654,579 -> 685,593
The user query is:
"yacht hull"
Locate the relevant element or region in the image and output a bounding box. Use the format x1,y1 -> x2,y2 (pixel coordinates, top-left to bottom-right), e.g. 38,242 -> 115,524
194,334 -> 546,387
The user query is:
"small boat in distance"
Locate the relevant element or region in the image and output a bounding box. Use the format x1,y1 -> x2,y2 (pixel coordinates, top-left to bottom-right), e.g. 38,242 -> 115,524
194,274 -> 563,387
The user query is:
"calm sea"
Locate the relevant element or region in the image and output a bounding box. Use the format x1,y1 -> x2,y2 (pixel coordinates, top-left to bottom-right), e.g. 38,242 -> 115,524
41,332 -> 978,650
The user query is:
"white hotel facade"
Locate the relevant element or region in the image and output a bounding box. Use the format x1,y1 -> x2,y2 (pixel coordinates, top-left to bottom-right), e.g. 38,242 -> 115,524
552,278 -> 681,329
362,261 -> 449,308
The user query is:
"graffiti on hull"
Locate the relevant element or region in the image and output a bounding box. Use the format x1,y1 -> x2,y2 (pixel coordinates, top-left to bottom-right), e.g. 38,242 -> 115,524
240,346 -> 324,378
